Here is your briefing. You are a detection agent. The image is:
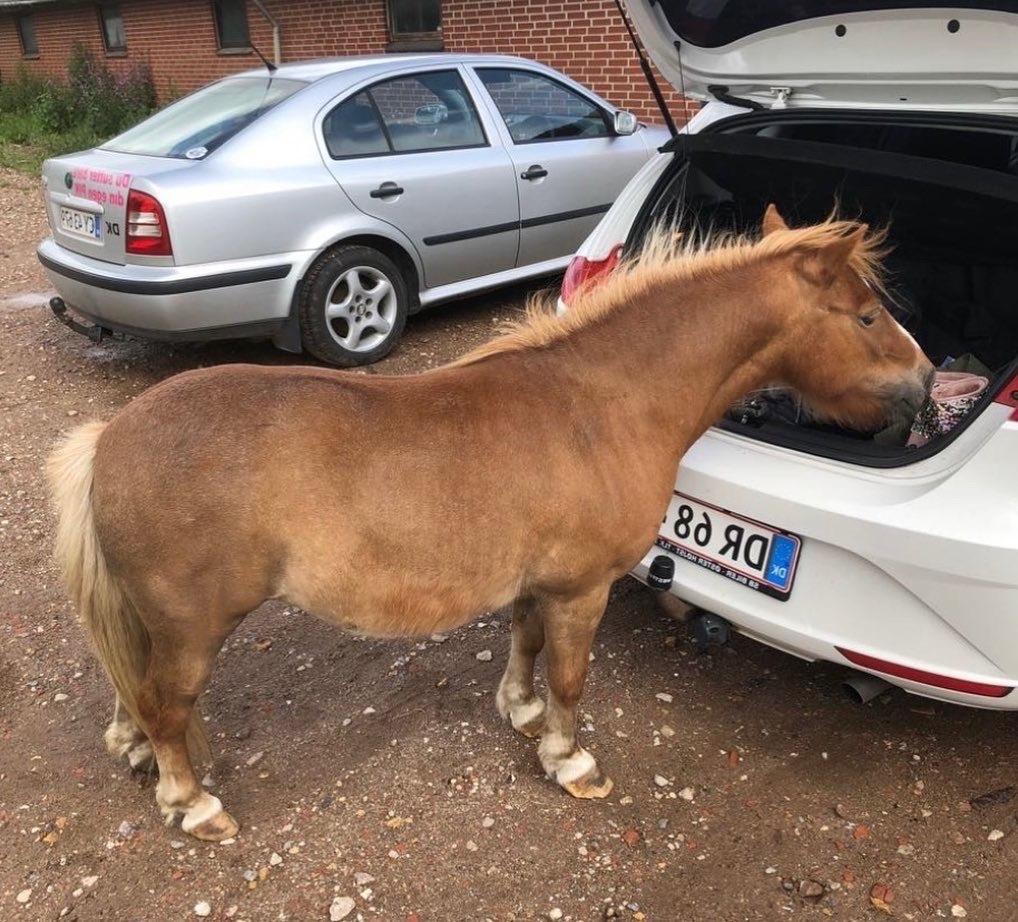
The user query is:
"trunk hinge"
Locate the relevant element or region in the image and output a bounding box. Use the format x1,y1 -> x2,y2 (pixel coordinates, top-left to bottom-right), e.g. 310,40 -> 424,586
769,86 -> 793,109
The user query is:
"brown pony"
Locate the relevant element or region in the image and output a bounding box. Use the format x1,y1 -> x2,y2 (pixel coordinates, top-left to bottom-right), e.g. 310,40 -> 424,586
47,206 -> 932,841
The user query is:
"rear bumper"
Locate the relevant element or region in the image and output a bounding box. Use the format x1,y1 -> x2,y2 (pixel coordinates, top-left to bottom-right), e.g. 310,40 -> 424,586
632,416 -> 1018,711
38,237 -> 300,337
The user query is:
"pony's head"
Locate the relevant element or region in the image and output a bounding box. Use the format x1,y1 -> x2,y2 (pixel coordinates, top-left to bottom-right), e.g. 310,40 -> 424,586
762,205 -> 934,432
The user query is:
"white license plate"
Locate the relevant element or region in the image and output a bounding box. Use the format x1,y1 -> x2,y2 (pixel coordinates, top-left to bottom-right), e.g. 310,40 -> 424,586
59,206 -> 102,241
656,492 -> 802,600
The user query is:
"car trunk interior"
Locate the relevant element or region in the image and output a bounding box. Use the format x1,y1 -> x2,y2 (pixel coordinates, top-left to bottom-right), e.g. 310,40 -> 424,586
636,111 -> 1018,466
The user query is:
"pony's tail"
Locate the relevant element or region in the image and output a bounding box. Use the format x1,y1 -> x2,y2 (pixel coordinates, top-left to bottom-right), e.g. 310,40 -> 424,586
46,422 -> 209,761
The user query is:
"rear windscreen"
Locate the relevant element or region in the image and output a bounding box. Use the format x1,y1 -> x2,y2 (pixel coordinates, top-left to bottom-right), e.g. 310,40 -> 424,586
102,77 -> 306,159
662,2 -> 1016,48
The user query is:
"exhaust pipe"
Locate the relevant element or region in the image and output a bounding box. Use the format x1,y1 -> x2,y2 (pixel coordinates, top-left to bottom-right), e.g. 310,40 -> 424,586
842,671 -> 894,704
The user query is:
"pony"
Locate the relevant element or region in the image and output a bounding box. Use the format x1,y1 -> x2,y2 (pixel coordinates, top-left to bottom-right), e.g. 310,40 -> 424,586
47,205 -> 932,840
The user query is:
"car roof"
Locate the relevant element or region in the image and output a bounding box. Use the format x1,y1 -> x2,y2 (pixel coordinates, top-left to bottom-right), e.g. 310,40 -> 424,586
234,53 -> 548,84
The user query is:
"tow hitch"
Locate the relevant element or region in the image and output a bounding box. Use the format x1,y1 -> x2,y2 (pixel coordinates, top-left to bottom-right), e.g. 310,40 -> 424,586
689,610 -> 731,653
647,554 -> 731,652
50,297 -> 110,344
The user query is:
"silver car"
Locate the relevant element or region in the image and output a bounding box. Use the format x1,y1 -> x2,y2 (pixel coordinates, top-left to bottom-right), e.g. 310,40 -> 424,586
38,53 -> 668,366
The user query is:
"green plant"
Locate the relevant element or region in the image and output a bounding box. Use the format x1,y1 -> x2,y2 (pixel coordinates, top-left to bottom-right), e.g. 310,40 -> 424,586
0,42 -> 158,171
30,79 -> 76,132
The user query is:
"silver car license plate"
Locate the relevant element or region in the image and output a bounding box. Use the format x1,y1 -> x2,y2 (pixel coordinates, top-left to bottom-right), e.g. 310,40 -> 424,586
59,206 -> 102,241
656,492 -> 802,600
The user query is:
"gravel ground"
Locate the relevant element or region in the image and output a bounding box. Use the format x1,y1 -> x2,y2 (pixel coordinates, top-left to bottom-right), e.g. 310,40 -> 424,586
1,166 -> 1016,921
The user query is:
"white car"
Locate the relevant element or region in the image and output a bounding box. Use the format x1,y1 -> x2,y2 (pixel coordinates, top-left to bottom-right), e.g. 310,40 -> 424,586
565,2 -> 1018,708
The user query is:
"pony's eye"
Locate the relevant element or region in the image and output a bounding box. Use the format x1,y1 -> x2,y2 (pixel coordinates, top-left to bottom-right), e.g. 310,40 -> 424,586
859,313 -> 877,328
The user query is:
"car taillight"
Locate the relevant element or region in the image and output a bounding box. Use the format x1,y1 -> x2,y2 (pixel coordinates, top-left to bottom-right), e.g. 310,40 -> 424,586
992,369 -> 1018,421
561,244 -> 622,306
837,647 -> 1013,698
126,188 -> 172,257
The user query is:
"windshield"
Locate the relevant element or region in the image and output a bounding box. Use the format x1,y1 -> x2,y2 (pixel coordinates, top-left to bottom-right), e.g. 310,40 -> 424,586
662,1 -> 1017,48
102,77 -> 306,159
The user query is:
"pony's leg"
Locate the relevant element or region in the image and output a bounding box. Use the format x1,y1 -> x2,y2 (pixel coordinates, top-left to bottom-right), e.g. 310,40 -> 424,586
104,696 -> 144,757
104,697 -> 155,771
496,597 -> 546,738
136,630 -> 238,842
536,585 -> 614,800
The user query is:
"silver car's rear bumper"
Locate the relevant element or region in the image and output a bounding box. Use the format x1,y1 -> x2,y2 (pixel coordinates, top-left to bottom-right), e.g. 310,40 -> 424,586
37,237 -> 300,338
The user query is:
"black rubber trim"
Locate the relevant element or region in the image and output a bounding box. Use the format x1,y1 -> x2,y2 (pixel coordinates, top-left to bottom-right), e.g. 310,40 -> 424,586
423,203 -> 612,246
662,132 -> 1018,206
521,203 -> 612,228
38,252 -> 291,295
54,300 -> 286,343
701,107 -> 1018,138
422,221 -> 520,246
707,84 -> 764,111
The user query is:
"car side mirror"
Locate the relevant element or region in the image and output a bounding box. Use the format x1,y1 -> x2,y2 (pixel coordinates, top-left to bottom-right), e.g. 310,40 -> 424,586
612,110 -> 639,136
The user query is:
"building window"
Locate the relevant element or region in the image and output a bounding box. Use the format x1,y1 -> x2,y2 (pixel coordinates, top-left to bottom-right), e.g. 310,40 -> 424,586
98,3 -> 127,53
387,0 -> 442,50
212,0 -> 250,51
17,14 -> 39,57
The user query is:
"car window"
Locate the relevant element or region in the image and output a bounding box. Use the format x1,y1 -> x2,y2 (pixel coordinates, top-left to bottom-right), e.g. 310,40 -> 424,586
476,68 -> 608,144
323,92 -> 390,158
369,71 -> 486,154
103,77 -> 305,159
323,70 -> 487,159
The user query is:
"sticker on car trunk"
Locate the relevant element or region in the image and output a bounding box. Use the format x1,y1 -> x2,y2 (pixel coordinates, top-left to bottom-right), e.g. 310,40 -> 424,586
656,492 -> 801,600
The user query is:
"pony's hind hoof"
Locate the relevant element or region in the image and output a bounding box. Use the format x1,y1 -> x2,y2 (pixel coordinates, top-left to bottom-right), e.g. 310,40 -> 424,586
127,741 -> 156,773
509,698 -> 546,739
514,714 -> 545,739
562,771 -> 614,800
104,721 -> 143,760
188,808 -> 239,842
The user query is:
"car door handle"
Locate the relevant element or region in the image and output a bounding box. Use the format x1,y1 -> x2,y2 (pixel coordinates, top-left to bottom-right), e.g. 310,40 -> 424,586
520,165 -> 548,180
369,182 -> 404,198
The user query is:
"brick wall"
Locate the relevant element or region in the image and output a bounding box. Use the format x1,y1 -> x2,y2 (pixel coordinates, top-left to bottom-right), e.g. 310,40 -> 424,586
0,0 -> 696,124
442,1 -> 695,124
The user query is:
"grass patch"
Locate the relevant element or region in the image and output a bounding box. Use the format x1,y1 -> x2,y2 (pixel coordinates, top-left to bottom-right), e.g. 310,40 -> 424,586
0,132 -> 108,175
0,43 -> 155,175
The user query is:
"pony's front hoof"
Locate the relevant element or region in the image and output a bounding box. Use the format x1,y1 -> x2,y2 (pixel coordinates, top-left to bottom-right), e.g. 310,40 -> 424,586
188,808 -> 239,842
562,771 -> 614,800
548,747 -> 613,799
179,794 -> 238,841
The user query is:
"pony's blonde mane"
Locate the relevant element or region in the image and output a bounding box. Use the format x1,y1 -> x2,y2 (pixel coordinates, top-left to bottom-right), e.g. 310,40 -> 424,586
454,213 -> 889,367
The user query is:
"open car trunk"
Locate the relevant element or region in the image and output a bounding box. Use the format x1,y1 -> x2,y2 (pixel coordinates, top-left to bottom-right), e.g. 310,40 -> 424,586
632,110 -> 1018,466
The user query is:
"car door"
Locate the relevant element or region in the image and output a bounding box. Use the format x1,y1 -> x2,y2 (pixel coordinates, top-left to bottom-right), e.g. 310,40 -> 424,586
470,66 -> 650,268
320,68 -> 519,290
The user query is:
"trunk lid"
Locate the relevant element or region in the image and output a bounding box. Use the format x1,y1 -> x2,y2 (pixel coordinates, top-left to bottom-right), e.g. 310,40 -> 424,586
625,1 -> 1018,112
42,149 -> 197,265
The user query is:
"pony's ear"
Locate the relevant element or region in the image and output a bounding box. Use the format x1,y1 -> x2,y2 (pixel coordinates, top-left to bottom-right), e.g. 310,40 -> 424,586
797,225 -> 869,287
762,204 -> 790,236
819,224 -> 868,269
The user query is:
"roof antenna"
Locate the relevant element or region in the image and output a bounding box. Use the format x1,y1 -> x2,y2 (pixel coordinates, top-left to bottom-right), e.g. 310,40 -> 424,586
612,0 -> 677,138
250,38 -> 277,75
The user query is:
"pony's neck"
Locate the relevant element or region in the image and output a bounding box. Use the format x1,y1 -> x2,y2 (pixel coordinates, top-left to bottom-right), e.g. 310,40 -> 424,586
573,260 -> 792,457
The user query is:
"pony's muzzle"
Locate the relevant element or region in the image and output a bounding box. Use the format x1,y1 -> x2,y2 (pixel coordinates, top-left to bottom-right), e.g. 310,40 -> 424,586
889,362 -> 936,425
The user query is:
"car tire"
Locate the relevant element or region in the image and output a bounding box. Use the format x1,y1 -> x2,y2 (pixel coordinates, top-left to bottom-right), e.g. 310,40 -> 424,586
298,245 -> 409,367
